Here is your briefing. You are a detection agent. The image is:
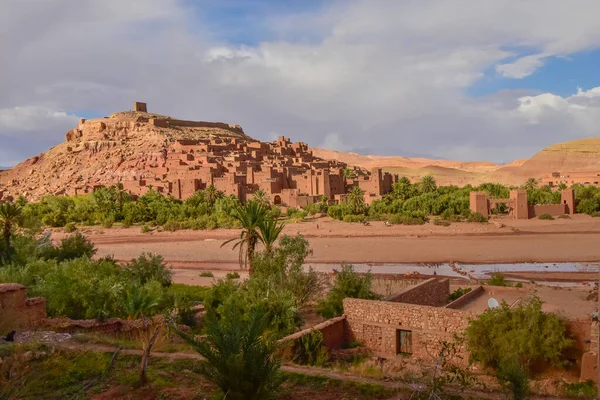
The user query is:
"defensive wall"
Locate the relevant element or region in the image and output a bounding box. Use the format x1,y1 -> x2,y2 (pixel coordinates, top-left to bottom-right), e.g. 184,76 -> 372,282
470,189 -> 575,219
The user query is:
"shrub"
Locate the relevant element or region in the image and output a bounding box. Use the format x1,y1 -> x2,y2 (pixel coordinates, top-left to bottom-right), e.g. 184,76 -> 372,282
317,265 -> 380,318
557,214 -> 571,219
63,222 -> 77,233
125,253 -> 172,287
488,273 -> 508,287
591,211 -> 600,218
465,296 -> 573,370
563,380 -> 597,398
101,215 -> 114,228
294,330 -> 329,367
388,214 -> 425,225
199,271 -> 214,277
226,271 -> 241,279
433,219 -> 451,227
466,212 -> 488,223
343,214 -> 367,223
141,224 -> 151,233
448,287 -> 472,302
49,232 -> 97,262
538,213 -> 554,220
327,205 -> 344,220
163,219 -> 184,232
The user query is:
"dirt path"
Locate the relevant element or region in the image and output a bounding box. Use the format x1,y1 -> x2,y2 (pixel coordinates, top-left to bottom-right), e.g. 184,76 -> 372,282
56,342 -> 569,400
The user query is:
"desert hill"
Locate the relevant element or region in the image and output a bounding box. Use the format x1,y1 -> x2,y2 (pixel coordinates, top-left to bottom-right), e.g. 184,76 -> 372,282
0,109 -> 251,200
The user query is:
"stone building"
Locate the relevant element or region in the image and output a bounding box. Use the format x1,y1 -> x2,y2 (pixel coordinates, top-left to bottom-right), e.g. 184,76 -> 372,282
0,283 -> 47,331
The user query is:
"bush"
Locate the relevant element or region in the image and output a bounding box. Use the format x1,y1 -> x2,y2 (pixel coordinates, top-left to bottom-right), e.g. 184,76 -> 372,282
294,330 -> 329,367
141,224 -> 151,233
317,265 -> 380,318
125,253 -> 172,287
538,213 -> 554,220
466,212 -> 488,223
388,214 -> 425,225
327,205 -> 344,220
465,296 -> 573,370
199,271 -> 214,277
48,232 -> 97,262
488,273 -> 508,287
591,211 -> 600,218
63,222 -> 77,233
163,219 -> 184,232
448,287 -> 472,302
433,219 -> 451,227
563,380 -> 597,398
342,214 -> 367,223
226,271 -> 241,279
557,214 -> 571,219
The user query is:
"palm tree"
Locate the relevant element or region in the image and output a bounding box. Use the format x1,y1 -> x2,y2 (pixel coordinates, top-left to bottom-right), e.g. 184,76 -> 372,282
347,186 -> 366,215
557,182 -> 568,191
252,189 -> 270,206
420,175 -> 437,193
205,184 -> 220,209
343,167 -> 356,179
221,201 -> 268,274
124,287 -> 164,386
258,219 -> 286,254
524,178 -> 538,191
0,202 -> 22,263
176,304 -> 283,400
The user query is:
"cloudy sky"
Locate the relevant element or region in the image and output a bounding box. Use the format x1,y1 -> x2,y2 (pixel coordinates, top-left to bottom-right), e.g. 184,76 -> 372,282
2,0 -> 600,166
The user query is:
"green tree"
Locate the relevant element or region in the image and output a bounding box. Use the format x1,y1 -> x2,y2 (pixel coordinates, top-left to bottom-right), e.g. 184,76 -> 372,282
0,202 -> 22,263
317,264 -> 379,318
257,219 -> 286,254
125,253 -> 172,287
420,175 -> 437,194
252,189 -> 270,206
124,284 -> 165,386
465,296 -> 572,370
205,184 -> 221,209
557,182 -> 568,190
524,178 -> 538,191
346,186 -> 366,215
221,201 -> 269,274
343,167 -> 356,179
177,304 -> 284,400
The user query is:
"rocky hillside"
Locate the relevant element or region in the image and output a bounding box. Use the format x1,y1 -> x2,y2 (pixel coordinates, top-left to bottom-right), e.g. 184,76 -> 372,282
0,110 -> 250,200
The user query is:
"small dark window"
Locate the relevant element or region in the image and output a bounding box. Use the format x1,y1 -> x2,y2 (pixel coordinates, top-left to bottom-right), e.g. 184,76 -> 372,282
396,329 -> 412,355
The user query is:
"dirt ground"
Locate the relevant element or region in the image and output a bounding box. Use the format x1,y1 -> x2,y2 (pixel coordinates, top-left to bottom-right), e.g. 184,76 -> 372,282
51,215 -> 600,284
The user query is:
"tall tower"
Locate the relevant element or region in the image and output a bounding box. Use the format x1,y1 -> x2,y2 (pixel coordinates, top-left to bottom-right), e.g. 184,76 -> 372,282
510,190 -> 529,219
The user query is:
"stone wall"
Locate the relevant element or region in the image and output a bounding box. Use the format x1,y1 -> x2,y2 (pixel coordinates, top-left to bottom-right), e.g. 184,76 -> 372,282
0,283 -> 47,331
371,276 -> 426,297
344,298 -> 471,360
580,320 -> 598,382
445,286 -> 485,309
278,316 -> 347,360
384,278 -> 450,307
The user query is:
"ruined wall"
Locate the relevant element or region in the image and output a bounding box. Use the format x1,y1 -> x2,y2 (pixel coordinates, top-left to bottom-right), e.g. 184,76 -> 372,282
278,316 -> 347,360
151,119 -> 244,134
344,298 -> 470,359
578,320 -> 597,382
0,284 -> 47,331
384,278 -> 450,307
528,204 -> 567,217
371,277 -> 426,298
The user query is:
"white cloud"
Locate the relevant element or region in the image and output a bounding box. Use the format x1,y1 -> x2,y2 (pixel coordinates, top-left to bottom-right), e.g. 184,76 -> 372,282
1,0 -> 600,165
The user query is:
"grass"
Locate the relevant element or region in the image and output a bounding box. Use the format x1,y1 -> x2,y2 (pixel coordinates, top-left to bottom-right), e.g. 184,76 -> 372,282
1,344 -> 404,400
199,271 -> 214,277
538,213 -> 555,220
166,283 -> 210,302
563,380 -> 597,398
226,271 -> 241,279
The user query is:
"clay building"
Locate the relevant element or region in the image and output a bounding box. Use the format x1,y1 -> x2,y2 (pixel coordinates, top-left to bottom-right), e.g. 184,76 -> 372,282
543,172 -> 600,187
469,189 -> 575,219
0,283 -> 46,331
281,278 -> 598,383
117,104 -> 398,207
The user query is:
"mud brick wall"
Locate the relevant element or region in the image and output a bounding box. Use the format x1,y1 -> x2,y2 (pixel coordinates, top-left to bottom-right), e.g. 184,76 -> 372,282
0,284 -> 47,331
384,278 -> 450,307
529,204 -> 567,217
580,321 -> 598,382
344,298 -> 471,360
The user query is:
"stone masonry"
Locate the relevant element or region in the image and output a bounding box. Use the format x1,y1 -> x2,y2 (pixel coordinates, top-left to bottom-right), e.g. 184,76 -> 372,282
384,278 -> 450,307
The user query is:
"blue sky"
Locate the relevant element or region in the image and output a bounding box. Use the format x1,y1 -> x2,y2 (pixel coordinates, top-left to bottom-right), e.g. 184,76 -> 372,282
2,0 -> 600,165
469,49 -> 600,98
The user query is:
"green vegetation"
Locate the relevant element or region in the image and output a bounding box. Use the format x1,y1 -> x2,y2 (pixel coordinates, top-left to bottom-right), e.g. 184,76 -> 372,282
448,287 -> 472,302
466,296 -> 573,371
0,201 -> 22,263
177,304 -> 284,400
293,330 -> 329,367
317,265 -> 380,318
563,380 -> 597,398
538,213 -> 555,220
199,271 -> 214,277
488,273 -> 509,287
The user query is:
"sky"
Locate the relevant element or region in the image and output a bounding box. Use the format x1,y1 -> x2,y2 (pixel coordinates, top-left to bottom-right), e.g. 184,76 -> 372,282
1,0 -> 600,166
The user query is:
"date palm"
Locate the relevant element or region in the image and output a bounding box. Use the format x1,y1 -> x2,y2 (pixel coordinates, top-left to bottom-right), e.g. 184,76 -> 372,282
205,184 -> 220,209
252,189 -> 270,206
420,175 -> 437,193
347,186 -> 366,215
524,178 -> 538,191
176,304 -> 283,400
0,202 -> 22,263
221,201 -> 268,274
258,219 -> 286,254
124,286 -> 164,386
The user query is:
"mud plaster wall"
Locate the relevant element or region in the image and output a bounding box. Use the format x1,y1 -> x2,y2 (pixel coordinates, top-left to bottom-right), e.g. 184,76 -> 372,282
529,204 -> 567,217
344,298 -> 471,360
385,278 -> 450,307
0,284 -> 47,331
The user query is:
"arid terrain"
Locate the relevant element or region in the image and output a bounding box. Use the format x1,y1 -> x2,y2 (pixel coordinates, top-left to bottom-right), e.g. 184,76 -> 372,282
51,215 -> 600,285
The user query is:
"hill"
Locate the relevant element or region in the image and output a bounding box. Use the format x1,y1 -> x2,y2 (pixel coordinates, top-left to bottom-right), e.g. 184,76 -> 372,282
0,108 -> 250,200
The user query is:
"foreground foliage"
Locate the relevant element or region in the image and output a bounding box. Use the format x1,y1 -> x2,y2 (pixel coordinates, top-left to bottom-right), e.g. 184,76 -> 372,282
177,304 -> 284,400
